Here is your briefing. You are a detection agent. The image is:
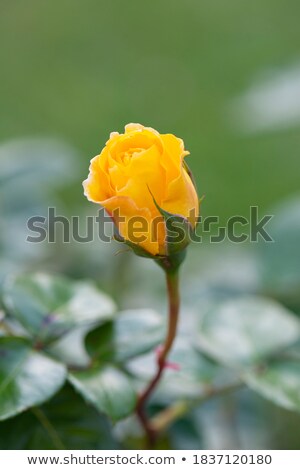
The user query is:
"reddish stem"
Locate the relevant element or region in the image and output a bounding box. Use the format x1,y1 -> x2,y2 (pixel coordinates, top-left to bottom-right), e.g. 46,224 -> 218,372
136,270 -> 180,447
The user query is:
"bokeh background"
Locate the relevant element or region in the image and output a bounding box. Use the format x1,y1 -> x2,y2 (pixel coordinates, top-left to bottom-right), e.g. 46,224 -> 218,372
1,0 -> 300,450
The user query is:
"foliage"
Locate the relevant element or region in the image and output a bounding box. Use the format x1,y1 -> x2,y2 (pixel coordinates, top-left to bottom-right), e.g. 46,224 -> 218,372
1,264 -> 300,449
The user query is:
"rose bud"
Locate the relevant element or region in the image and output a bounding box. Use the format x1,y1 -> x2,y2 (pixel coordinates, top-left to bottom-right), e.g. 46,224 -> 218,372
83,123 -> 200,264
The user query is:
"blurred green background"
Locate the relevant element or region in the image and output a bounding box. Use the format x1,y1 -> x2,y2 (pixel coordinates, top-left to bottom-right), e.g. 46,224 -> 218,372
1,0 -> 300,220
1,0 -> 300,451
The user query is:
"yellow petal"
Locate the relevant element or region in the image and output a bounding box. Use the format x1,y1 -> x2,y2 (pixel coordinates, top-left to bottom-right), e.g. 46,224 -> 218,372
83,152 -> 112,203
125,123 -> 145,133
160,133 -> 189,182
117,144 -> 165,209
102,196 -> 166,256
162,167 -> 199,227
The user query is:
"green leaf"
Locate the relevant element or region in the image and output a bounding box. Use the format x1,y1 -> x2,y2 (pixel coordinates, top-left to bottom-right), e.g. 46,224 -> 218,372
196,297 -> 300,368
0,314 -> 9,337
0,139 -> 79,266
168,412 -> 204,450
243,360 -> 300,413
86,309 -> 165,362
69,365 -> 137,421
2,272 -> 116,345
258,196 -> 300,303
46,325 -> 92,368
0,385 -> 117,449
0,337 -> 66,420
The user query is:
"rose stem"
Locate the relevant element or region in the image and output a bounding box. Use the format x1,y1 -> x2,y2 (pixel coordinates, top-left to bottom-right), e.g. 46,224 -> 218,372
136,268 -> 180,448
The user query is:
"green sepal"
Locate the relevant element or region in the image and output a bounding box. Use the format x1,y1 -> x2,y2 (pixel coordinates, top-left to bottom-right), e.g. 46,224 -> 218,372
150,194 -> 194,256
155,249 -> 186,274
113,221 -> 186,272
183,160 -> 197,190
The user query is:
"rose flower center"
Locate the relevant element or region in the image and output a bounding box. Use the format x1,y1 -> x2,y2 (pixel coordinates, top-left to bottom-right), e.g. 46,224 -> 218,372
117,147 -> 145,165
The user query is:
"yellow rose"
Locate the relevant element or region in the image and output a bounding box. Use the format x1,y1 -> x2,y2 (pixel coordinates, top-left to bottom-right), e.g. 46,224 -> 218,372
83,123 -> 199,256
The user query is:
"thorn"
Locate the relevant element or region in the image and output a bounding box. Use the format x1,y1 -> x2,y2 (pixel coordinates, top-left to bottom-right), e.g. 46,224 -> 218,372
114,248 -> 131,256
155,346 -> 180,371
164,361 -> 181,371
